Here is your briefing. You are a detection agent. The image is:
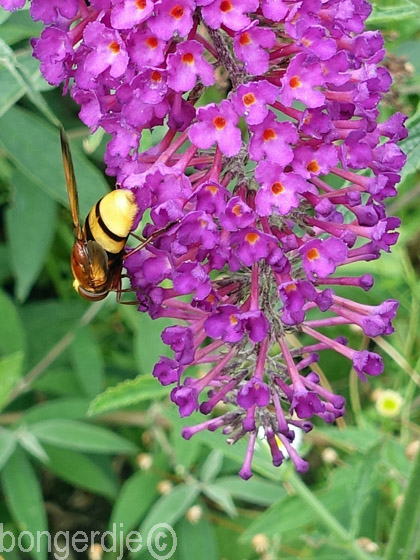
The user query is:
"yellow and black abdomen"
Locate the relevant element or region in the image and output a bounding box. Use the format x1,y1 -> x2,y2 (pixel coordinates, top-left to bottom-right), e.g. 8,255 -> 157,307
84,189 -> 138,254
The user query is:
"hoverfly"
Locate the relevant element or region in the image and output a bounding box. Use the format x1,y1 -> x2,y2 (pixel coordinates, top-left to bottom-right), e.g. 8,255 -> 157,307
60,127 -> 139,301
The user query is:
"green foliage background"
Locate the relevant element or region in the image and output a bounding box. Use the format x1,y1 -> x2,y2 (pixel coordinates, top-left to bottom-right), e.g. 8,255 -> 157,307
1,1 -> 420,559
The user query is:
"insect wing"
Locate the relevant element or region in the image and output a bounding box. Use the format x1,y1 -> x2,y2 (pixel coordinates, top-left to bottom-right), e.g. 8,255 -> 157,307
60,127 -> 82,240
85,240 -> 109,287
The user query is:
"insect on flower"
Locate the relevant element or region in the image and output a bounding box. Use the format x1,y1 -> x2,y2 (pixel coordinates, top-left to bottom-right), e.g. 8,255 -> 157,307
60,126 -> 140,301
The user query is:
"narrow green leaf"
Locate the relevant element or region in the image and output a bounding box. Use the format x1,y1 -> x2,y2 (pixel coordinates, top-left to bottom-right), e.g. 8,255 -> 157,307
349,447 -> 381,537
29,419 -> 137,454
121,306 -> 172,375
0,428 -> 17,471
0,288 -> 26,357
15,428 -> 49,464
43,444 -> 118,500
177,514 -> 219,560
0,351 -> 24,411
400,110 -> 420,178
6,168 -> 57,302
0,49 -> 50,120
201,483 -> 237,517
200,449 -> 223,483
1,446 -> 48,560
139,484 -> 200,545
89,375 -> 169,416
109,470 -> 161,540
0,37 -> 58,126
171,427 -> 201,470
385,437 -> 420,560
215,476 -> 285,507
71,326 -> 105,398
368,0 -> 420,23
0,9 -> 42,45
23,398 -> 90,424
0,8 -> 11,25
315,425 -> 381,453
0,106 -> 108,218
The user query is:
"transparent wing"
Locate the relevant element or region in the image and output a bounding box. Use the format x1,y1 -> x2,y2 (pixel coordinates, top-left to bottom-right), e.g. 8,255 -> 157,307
60,127 -> 82,240
86,240 -> 109,287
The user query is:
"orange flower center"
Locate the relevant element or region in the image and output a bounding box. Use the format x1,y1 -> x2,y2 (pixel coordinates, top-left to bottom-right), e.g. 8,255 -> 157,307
220,0 -> 233,11
307,248 -> 320,261
108,41 -> 120,54
136,0 -> 147,9
206,185 -> 218,195
307,159 -> 320,173
170,5 -> 184,18
150,70 -> 162,82
146,37 -> 158,49
262,128 -> 277,142
242,92 -> 256,106
245,232 -> 260,245
271,182 -> 284,195
232,204 -> 243,216
285,283 -> 297,293
230,314 -> 238,325
181,52 -> 194,65
289,76 -> 301,89
239,32 -> 251,46
213,116 -> 226,130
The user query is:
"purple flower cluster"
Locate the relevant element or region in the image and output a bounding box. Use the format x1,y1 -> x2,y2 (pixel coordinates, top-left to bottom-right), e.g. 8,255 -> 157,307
3,0 -> 406,477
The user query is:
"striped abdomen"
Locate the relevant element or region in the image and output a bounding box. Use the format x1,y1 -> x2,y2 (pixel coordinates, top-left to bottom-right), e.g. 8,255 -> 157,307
84,189 -> 138,255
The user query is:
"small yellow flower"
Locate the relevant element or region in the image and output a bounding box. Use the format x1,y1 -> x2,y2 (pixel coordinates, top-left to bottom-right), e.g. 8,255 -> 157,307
186,505 -> 203,524
88,544 -> 104,560
157,480 -> 173,495
375,390 -> 403,418
251,534 -> 270,554
136,452 -> 153,470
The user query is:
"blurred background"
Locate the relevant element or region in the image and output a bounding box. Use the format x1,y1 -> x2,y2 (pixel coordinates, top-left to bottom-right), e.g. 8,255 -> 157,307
0,1 -> 420,559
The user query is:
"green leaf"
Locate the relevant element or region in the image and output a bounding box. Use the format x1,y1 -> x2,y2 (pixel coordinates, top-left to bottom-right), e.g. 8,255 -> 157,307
0,351 -> 24,411
170,426 -> 201,470
15,428 -> 49,464
0,9 -> 42,45
0,38 -> 58,125
1,446 -> 48,560
368,0 -> 420,23
400,109 -> 420,178
28,419 -> 137,454
43,444 -> 118,500
0,7 -> 11,25
0,288 -> 26,357
314,425 -> 381,453
0,428 -> 17,471
139,484 -> 200,546
0,49 -> 51,120
349,447 -> 381,537
89,375 -> 169,416
70,326 -> 105,398
240,467 -> 358,543
0,106 -> 108,218
23,398 -> 91,424
6,168 -> 57,302
109,470 -> 161,540
201,483 -> 237,517
177,513 -> 219,560
215,476 -> 286,507
200,449 -> 223,483
121,306 -> 172,375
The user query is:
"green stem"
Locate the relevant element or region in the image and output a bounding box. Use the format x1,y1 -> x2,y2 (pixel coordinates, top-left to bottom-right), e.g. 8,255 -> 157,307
5,300 -> 106,407
287,471 -> 379,560
384,444 -> 420,560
